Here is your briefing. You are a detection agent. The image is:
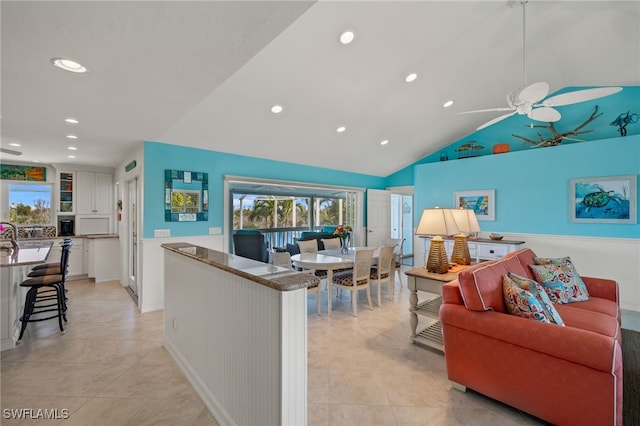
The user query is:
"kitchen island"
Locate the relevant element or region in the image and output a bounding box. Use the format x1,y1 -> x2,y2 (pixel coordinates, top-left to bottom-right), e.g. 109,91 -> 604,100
1,240 -> 53,350
162,242 -> 317,426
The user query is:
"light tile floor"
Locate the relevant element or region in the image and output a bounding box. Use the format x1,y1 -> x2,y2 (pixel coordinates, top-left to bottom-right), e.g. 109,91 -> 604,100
4,271 -> 636,425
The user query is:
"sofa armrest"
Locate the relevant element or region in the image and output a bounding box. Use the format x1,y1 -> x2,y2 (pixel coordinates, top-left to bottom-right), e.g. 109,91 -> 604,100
582,276 -> 619,303
440,304 -> 618,372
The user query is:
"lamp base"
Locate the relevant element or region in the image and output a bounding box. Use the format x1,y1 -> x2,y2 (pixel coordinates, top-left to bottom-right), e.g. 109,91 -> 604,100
426,238 -> 449,274
451,234 -> 471,265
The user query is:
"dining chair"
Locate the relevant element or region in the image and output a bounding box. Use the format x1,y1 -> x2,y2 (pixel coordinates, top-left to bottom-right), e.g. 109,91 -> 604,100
296,239 -> 318,253
330,248 -> 375,316
271,251 -> 321,315
385,237 -> 405,286
370,245 -> 394,306
321,238 -> 341,250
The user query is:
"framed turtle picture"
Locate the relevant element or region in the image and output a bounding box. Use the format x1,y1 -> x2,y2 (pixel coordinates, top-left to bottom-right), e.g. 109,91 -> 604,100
569,175 -> 636,224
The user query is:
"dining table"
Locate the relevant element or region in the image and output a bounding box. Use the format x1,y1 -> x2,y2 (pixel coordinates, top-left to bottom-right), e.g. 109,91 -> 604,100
291,247 -> 380,314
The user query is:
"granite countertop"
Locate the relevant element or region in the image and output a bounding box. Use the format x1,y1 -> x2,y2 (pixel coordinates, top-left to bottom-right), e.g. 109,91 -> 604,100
162,242 -> 319,292
0,240 -> 53,268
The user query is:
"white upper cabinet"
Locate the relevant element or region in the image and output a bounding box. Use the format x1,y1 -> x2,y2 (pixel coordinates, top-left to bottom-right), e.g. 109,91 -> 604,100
76,171 -> 113,215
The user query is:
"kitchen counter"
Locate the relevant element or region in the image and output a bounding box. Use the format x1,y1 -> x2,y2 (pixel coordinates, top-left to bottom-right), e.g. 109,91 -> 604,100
0,240 -> 53,268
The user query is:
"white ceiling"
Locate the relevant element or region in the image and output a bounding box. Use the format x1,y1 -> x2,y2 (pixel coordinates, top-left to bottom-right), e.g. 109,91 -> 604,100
2,1 -> 639,177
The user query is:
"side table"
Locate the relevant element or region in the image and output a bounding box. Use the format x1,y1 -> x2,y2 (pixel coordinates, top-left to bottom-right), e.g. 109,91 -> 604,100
405,265 -> 469,351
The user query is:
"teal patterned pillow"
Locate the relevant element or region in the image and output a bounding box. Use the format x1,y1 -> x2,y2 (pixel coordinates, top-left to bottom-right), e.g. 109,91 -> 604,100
529,260 -> 589,304
534,256 -> 571,265
503,274 -> 555,324
507,273 -> 564,326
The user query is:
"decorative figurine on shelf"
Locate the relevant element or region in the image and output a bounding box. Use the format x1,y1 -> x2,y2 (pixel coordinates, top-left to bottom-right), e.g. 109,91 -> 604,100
333,225 -> 352,254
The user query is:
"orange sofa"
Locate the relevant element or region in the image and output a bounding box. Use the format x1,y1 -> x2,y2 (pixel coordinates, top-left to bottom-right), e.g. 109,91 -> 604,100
440,248 -> 622,426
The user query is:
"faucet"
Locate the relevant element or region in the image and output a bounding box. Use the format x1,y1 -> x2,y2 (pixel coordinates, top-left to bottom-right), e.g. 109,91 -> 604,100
0,222 -> 19,251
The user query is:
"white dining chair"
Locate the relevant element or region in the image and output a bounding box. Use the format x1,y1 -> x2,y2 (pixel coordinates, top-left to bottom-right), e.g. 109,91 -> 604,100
330,248 -> 375,316
271,251 -> 321,315
370,245 -> 394,306
297,239 -> 318,253
321,238 -> 341,250
385,237 -> 405,287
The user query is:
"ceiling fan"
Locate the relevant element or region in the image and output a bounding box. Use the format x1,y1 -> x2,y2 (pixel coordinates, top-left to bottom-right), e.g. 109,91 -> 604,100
459,1 -> 622,131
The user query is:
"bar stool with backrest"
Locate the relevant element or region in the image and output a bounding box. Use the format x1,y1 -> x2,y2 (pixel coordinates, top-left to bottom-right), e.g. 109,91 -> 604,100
17,243 -> 70,342
27,239 -> 73,312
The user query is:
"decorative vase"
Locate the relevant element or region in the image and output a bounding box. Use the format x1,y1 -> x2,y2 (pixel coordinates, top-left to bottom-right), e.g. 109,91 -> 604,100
340,236 -> 349,254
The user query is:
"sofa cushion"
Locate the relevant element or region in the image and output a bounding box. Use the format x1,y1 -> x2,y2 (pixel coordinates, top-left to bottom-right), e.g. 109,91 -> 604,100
559,296 -> 620,322
503,274 -> 563,324
507,273 -> 564,326
457,255 -> 529,312
554,304 -> 620,341
529,260 -> 589,304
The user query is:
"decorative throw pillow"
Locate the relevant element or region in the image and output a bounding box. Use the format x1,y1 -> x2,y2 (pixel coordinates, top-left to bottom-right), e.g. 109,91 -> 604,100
502,274 -> 553,324
507,273 -> 564,326
534,256 -> 571,265
529,259 -> 589,304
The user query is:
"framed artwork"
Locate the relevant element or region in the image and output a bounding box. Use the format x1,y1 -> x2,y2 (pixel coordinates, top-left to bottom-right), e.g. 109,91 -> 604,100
164,169 -> 209,222
569,175 -> 636,224
453,189 -> 495,221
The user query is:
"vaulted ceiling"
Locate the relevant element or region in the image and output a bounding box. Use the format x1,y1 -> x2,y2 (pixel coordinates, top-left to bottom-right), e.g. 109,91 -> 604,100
2,1 -> 638,177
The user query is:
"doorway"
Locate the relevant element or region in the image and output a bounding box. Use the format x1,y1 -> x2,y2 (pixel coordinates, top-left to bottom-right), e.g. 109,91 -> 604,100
127,178 -> 139,298
390,191 -> 414,265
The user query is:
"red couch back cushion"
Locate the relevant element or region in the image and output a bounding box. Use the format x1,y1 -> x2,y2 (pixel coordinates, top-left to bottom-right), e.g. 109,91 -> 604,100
457,252 -> 530,312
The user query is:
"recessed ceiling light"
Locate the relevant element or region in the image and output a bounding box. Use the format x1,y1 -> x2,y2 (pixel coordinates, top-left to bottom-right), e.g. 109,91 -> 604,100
66,134 -> 78,139
67,155 -> 76,159
65,118 -> 79,124
380,140 -> 389,146
339,30 -> 355,45
51,57 -> 88,73
9,143 -> 21,147
443,100 -> 454,108
67,146 -> 77,151
271,105 -> 283,114
405,73 -> 418,83
336,126 -> 346,133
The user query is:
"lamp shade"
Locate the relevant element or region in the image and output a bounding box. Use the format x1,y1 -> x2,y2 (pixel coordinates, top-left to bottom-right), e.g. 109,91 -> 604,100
451,208 -> 481,234
415,208 -> 459,236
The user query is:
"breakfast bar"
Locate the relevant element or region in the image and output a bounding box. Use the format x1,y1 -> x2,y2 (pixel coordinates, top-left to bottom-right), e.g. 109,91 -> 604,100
1,240 -> 53,350
162,242 -> 318,426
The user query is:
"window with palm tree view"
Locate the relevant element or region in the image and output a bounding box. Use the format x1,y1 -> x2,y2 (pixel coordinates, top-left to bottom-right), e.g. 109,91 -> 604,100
231,187 -> 357,249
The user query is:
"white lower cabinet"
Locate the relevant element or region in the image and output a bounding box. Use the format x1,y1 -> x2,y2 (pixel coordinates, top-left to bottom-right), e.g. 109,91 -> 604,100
423,237 -> 525,263
47,238 -> 85,277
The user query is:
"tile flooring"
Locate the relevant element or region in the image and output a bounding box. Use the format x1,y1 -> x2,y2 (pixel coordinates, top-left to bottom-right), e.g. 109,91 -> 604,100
3,271 -> 638,425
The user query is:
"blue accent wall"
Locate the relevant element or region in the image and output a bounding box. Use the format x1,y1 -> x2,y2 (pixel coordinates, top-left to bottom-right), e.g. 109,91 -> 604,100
143,142 -> 387,238
414,135 -> 639,239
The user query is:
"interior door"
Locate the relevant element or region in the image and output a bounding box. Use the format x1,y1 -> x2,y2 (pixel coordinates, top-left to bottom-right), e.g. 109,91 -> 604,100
366,189 -> 391,247
128,178 -> 138,296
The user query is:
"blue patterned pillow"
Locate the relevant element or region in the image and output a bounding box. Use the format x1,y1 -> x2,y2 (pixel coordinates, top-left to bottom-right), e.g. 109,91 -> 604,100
503,274 -> 557,324
507,273 -> 564,326
529,259 -> 589,304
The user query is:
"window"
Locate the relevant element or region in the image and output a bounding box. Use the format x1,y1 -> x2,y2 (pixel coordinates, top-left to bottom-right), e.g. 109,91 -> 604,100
8,183 -> 53,224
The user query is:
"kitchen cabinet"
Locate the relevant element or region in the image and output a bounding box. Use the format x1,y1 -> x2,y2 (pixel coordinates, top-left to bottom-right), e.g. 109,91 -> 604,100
76,172 -> 113,215
48,238 -> 85,277
57,171 -> 75,214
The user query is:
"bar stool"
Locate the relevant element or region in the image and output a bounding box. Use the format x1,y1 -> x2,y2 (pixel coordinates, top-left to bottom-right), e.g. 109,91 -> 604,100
17,244 -> 70,342
27,239 -> 73,310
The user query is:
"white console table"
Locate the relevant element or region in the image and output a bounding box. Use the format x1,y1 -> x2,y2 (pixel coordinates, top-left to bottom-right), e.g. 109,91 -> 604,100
422,237 -> 525,262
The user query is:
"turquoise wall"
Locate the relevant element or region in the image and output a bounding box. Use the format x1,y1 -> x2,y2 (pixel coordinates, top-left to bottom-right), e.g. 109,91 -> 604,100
143,142 -> 387,238
414,135 -> 639,239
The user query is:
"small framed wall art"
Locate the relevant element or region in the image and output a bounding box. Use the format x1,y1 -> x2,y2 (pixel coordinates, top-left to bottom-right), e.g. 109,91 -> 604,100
453,189 -> 495,221
569,175 -> 636,224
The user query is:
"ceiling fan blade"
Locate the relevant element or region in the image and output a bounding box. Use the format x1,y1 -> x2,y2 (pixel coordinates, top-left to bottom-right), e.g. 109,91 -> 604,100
541,86 -> 623,107
518,82 -> 549,104
457,107 -> 515,115
528,107 -> 561,122
0,147 -> 22,156
476,111 -> 517,130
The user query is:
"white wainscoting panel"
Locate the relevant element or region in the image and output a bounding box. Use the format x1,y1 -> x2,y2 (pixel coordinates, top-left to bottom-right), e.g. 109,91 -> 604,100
163,249 -> 307,426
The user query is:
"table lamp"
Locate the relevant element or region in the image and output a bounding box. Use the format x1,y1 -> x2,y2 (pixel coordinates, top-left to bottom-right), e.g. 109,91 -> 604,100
451,208 -> 481,265
416,207 -> 459,273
